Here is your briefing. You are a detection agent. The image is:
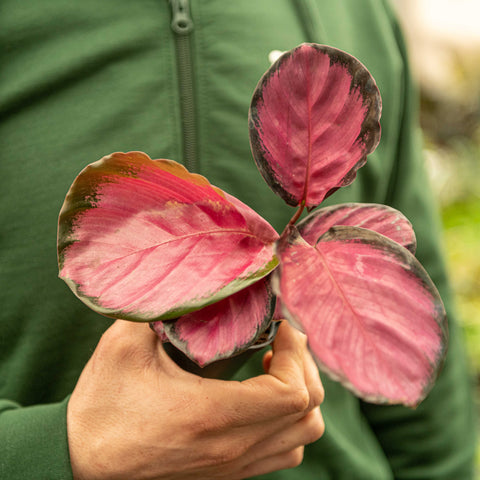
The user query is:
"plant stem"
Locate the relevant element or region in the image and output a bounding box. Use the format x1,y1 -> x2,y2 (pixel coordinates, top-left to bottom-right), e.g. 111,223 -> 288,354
280,203 -> 305,237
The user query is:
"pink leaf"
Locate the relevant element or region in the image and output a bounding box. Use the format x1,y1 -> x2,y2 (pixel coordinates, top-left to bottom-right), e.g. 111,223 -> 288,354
149,321 -> 169,343
155,277 -> 275,366
298,203 -> 416,252
273,225 -> 447,407
272,297 -> 285,321
249,43 -> 381,208
58,152 -> 279,322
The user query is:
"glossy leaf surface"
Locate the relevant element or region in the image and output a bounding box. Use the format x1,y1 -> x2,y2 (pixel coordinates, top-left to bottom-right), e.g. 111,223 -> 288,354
154,278 -> 275,366
249,43 -> 381,208
274,225 -> 447,406
58,152 -> 279,322
298,203 -> 416,252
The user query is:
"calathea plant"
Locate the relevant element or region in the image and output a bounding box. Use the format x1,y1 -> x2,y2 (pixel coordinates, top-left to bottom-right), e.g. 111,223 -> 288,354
58,44 -> 447,407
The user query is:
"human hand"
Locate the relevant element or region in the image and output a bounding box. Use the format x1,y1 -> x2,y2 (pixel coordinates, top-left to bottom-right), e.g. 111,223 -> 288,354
67,320 -> 325,480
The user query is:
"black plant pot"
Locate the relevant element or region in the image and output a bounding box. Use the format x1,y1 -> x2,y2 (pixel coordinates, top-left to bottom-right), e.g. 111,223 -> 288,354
163,321 -> 280,380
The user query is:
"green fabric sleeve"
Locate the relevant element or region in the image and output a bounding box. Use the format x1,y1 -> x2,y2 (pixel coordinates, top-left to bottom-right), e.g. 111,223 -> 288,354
0,397 -> 73,480
359,3 -> 477,479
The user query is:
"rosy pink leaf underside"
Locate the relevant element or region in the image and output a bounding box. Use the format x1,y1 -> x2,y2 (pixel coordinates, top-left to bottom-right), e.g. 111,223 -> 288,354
58,152 -> 279,322
157,278 -> 275,366
249,43 -> 382,208
274,226 -> 446,406
298,203 -> 416,252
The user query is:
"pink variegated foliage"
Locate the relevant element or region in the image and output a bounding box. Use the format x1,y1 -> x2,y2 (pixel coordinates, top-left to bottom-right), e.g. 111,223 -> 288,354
58,153 -> 278,322
58,43 -> 447,407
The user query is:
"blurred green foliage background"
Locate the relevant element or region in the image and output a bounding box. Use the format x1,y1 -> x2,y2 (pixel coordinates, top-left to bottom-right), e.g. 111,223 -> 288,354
419,52 -> 480,379
392,0 -> 480,474
433,103 -> 480,477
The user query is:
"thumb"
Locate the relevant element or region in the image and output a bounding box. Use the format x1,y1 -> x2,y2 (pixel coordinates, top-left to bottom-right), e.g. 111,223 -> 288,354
267,321 -> 308,386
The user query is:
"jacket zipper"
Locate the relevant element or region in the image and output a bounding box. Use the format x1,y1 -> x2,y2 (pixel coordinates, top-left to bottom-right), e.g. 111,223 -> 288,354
169,0 -> 198,172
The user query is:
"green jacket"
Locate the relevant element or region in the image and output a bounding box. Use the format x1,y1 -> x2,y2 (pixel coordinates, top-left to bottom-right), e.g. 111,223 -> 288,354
0,0 -> 476,478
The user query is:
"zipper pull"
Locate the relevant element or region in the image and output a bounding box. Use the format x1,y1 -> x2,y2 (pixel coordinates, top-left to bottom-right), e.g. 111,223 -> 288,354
170,0 -> 194,35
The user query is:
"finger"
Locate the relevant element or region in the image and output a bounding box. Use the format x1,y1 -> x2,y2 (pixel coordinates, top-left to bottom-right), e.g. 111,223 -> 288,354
251,408 -> 325,459
262,349 -> 273,373
205,396 -> 319,453
267,321 -> 308,387
267,322 -> 324,412
232,342 -> 323,439
239,446 -> 305,479
208,323 -> 314,425
239,408 -> 324,478
303,348 -> 325,410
